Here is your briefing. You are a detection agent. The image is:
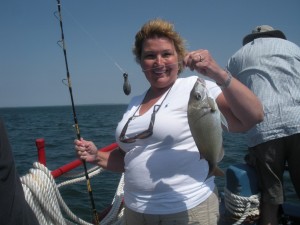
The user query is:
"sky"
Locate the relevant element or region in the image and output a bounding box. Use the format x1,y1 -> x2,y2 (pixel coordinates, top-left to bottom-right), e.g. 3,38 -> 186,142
1,0 -> 299,108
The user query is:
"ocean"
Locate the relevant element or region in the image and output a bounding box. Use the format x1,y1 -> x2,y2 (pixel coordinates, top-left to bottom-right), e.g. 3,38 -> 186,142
0,105 -> 298,223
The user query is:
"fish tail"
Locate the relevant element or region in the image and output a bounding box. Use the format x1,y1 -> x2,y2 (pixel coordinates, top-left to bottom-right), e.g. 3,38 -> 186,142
213,166 -> 225,177
205,166 -> 225,181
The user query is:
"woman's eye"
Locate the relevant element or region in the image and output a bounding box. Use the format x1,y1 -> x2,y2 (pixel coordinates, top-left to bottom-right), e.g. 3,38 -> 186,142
144,54 -> 155,59
162,52 -> 173,58
143,52 -> 174,60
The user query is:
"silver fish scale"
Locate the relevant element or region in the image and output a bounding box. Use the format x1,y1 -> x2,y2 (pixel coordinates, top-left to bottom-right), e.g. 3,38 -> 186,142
188,78 -> 225,179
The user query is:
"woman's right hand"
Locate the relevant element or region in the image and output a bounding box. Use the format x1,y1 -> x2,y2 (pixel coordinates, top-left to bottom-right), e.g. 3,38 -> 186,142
74,138 -> 98,163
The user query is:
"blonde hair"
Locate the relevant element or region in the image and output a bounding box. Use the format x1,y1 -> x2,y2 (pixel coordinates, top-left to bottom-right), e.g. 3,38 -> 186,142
133,18 -> 187,74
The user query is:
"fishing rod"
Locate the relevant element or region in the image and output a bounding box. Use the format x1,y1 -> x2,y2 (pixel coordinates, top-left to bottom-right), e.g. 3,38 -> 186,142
54,0 -> 100,224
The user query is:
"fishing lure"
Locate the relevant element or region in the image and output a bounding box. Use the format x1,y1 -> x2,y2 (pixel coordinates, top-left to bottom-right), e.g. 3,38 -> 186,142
123,73 -> 131,95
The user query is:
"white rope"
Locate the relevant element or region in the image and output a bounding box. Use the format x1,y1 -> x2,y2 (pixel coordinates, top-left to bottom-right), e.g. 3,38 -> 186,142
224,187 -> 260,225
57,166 -> 104,188
57,165 -> 102,178
101,174 -> 124,225
21,162 -> 125,225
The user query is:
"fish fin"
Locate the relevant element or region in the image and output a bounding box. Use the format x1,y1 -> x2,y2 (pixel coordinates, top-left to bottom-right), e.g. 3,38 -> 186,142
217,147 -> 224,162
220,112 -> 229,131
212,166 -> 225,177
207,96 -> 217,111
205,166 -> 225,181
207,96 -> 228,130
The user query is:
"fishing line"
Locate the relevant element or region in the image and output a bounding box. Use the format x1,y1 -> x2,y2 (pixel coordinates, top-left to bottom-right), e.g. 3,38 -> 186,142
60,6 -> 131,95
54,1 -> 100,224
142,62 -> 182,72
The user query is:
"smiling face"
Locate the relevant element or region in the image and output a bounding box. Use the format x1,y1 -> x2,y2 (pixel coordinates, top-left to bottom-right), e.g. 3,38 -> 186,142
141,36 -> 179,90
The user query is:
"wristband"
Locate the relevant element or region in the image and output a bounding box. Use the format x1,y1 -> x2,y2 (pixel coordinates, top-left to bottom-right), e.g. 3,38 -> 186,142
217,69 -> 232,89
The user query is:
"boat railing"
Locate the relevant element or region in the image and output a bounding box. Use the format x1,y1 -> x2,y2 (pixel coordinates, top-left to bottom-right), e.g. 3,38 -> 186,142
20,138 -> 124,225
35,138 -> 119,178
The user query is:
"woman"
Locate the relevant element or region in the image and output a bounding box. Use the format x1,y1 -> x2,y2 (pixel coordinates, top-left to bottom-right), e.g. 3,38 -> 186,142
75,19 -> 263,225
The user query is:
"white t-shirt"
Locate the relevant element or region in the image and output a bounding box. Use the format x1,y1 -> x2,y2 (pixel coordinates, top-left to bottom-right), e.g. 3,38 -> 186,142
115,76 -> 222,214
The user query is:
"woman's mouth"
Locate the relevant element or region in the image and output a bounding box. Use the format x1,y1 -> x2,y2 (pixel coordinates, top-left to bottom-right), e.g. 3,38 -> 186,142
153,67 -> 167,74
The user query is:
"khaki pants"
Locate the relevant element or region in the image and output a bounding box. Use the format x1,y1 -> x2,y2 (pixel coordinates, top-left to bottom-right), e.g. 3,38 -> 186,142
124,187 -> 219,225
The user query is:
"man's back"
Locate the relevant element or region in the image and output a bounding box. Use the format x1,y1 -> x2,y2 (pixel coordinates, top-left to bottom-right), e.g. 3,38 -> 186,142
228,37 -> 300,146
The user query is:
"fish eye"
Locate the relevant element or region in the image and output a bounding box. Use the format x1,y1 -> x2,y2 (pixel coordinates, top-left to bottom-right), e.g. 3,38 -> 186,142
195,92 -> 202,100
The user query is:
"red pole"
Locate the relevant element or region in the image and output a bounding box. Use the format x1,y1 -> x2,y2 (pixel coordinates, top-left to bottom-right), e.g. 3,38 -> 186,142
51,159 -> 82,178
38,142 -> 119,178
36,138 -> 46,166
35,138 -> 118,178
99,143 -> 119,152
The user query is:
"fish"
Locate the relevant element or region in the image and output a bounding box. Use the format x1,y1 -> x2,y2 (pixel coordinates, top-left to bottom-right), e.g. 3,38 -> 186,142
187,78 -> 227,179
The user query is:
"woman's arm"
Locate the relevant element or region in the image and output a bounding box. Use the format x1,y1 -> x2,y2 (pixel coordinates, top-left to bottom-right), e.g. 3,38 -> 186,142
184,49 -> 264,132
215,72 -> 264,132
98,148 -> 125,172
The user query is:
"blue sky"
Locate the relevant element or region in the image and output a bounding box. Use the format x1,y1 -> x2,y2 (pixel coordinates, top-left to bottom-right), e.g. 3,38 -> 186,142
1,0 -> 299,107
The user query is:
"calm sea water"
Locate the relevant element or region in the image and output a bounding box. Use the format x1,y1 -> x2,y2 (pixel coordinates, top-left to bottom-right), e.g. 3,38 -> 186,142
0,105 -> 298,222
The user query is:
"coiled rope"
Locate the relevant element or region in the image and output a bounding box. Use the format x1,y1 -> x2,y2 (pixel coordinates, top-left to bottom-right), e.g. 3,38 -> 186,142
21,162 -> 124,225
224,187 -> 260,225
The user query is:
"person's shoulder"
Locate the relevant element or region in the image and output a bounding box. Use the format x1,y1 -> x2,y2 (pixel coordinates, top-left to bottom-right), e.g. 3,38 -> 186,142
263,38 -> 300,53
257,37 -> 298,47
177,75 -> 219,87
131,92 -> 146,104
172,76 -> 199,94
177,75 -> 198,85
281,39 -> 300,49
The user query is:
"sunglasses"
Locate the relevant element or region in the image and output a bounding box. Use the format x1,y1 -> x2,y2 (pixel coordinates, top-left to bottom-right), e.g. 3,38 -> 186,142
119,104 -> 161,143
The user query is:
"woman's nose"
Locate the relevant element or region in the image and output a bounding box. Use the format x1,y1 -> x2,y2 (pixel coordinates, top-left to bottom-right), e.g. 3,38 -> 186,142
154,55 -> 164,64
